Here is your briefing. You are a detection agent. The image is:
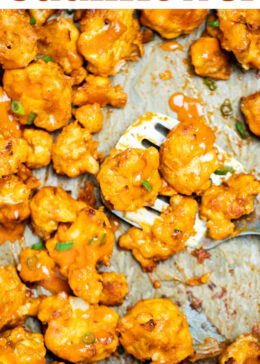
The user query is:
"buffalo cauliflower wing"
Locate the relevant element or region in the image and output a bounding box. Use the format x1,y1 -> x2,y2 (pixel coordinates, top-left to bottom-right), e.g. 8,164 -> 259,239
117,298 -> 194,364
3,59 -> 72,132
72,103 -> 103,133
241,90 -> 260,136
78,10 -> 143,76
23,129 -> 53,169
200,173 -> 260,240
28,9 -> 55,25
100,271 -> 129,306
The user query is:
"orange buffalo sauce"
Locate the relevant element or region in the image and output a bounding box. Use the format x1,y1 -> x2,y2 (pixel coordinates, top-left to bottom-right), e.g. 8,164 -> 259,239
0,223 -> 25,245
169,92 -> 205,123
160,41 -> 183,52
0,87 -> 21,137
39,266 -> 71,295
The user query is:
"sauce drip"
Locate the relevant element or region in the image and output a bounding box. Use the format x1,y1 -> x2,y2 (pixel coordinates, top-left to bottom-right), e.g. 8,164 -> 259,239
0,223 -> 25,245
39,266 -> 71,294
0,87 -> 21,137
160,41 -> 183,52
169,92 -> 205,123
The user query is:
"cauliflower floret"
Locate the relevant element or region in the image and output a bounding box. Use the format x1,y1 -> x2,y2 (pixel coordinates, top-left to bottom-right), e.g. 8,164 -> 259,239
72,75 -> 127,108
52,121 -> 99,178
189,36 -> 231,80
72,103 -> 103,133
0,326 -> 46,364
37,17 -> 83,74
200,173 -> 260,240
160,120 -> 220,195
38,292 -> 119,363
0,265 -> 40,331
98,148 -> 162,211
28,9 -> 55,25
3,59 -> 72,132
70,66 -> 87,86
78,10 -> 143,76
140,10 -> 209,39
0,87 -> 21,138
117,298 -> 194,364
0,10 -> 37,69
30,186 -> 86,239
241,90 -> 260,137
100,272 -> 129,306
23,129 -> 53,169
119,195 -> 198,271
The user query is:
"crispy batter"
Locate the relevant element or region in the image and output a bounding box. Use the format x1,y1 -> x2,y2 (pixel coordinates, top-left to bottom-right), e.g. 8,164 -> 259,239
23,128 -> 53,169
217,10 -> 260,70
29,9 -> 55,25
38,292 -> 119,363
37,17 -> 83,74
219,333 -> 260,364
0,10 -> 37,69
70,66 -> 87,86
0,87 -> 21,138
78,10 -> 143,76
73,103 -> 103,133
241,90 -> 260,136
0,326 -> 46,364
52,121 -> 99,178
0,265 -> 40,331
119,195 -> 198,271
30,186 -> 86,239
118,298 -> 194,364
160,120 -> 220,195
73,75 -> 127,108
100,271 -> 129,306
140,10 -> 209,39
200,173 -> 260,240
189,36 -> 231,80
3,59 -> 72,132
98,147 -> 162,211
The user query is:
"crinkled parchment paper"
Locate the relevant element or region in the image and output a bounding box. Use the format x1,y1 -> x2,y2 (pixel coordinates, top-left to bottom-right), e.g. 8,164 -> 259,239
0,18 -> 259,364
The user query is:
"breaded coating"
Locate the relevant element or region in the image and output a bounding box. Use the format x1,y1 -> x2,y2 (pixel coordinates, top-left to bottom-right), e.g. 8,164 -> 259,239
118,298 -> 194,364
30,186 -> 86,239
23,129 -> 53,169
160,120 -> 220,195
77,181 -> 96,208
0,326 -> 46,364
100,271 -> 129,306
241,90 -> 260,136
38,292 -> 119,363
29,9 -> 55,25
219,333 -> 260,364
119,195 -> 198,271
0,265 -> 40,331
72,75 -> 127,108
140,10 -> 209,39
0,10 -> 37,69
189,36 -> 231,80
0,133 -> 28,177
200,173 -> 260,240
37,17 -> 83,74
52,121 -> 99,178
78,10 -> 143,76
73,103 -> 103,133
70,66 -> 87,86
217,10 -> 260,70
3,60 -> 72,132
98,147 -> 162,211
0,87 -> 21,138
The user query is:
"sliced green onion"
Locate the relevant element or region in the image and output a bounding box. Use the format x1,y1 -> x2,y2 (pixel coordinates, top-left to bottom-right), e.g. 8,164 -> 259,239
30,17 -> 36,25
32,242 -> 44,250
88,238 -> 95,245
99,233 -> 107,245
28,111 -> 37,125
82,332 -> 95,345
11,101 -> 25,116
66,9 -> 74,15
208,20 -> 219,28
220,99 -> 233,117
56,241 -> 73,251
203,78 -> 217,91
43,56 -> 53,63
214,166 -> 235,175
142,180 -> 152,192
236,121 -> 246,139
152,33 -> 155,41
118,345 -> 125,354
27,255 -> 39,270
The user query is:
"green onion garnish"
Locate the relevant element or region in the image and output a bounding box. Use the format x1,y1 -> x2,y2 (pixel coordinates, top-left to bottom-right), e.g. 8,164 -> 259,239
236,121 -> 246,139
203,78 -> 217,91
118,345 -> 125,354
30,17 -> 36,25
208,20 -> 219,28
220,99 -> 233,117
152,33 -> 155,41
27,255 -> 39,270
88,238 -> 95,245
82,332 -> 95,345
142,180 -> 152,192
32,242 -> 44,250
99,233 -> 107,245
56,241 -> 73,251
214,166 -> 235,175
11,101 -> 25,116
28,111 -> 37,125
66,9 -> 74,14
44,56 -> 53,63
